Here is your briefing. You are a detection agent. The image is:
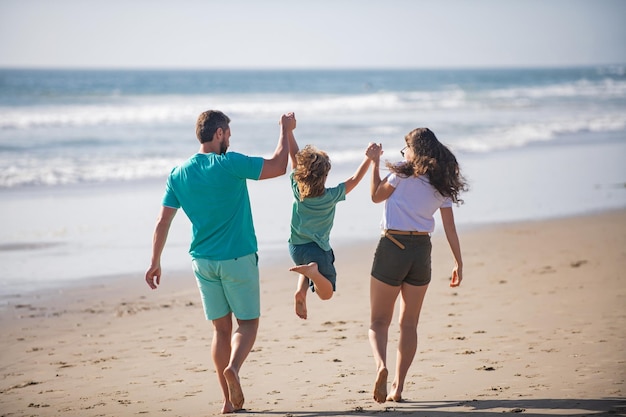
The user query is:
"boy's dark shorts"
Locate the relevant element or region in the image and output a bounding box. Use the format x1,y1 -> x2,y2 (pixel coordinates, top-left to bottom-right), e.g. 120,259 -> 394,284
289,242 -> 337,292
371,234 -> 432,287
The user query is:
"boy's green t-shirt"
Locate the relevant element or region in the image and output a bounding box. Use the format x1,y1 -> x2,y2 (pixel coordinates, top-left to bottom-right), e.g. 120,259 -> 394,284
289,172 -> 346,251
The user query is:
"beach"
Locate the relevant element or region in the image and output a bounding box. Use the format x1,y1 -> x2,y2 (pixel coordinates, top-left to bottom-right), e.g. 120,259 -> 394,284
1,209 -> 625,416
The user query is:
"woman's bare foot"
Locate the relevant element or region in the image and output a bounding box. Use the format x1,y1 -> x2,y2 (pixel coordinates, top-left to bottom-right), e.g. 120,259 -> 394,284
221,400 -> 235,414
294,291 -> 307,319
386,381 -> 403,402
386,393 -> 403,402
373,367 -> 388,403
223,366 -> 244,411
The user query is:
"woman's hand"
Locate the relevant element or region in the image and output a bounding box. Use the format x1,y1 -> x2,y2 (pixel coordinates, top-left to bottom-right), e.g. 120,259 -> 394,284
450,265 -> 462,287
366,142 -> 383,162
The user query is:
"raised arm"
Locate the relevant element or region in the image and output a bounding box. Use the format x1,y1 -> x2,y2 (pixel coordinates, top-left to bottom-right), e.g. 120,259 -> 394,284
366,143 -> 395,203
259,112 -> 296,180
343,143 -> 377,194
145,205 -> 178,289
440,207 -> 463,287
287,123 -> 299,171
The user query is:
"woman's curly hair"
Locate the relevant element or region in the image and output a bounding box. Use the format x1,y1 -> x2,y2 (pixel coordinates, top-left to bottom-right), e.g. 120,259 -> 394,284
293,145 -> 331,201
387,128 -> 468,204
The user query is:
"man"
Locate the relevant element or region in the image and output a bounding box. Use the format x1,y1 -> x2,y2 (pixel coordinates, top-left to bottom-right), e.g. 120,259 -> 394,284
145,110 -> 295,414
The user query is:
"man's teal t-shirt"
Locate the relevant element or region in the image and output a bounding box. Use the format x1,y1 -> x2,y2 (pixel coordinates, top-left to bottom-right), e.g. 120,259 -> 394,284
289,172 -> 346,251
162,152 -> 264,260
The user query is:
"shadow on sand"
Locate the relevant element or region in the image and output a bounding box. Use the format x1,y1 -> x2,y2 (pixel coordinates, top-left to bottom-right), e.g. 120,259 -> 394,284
240,397 -> 626,416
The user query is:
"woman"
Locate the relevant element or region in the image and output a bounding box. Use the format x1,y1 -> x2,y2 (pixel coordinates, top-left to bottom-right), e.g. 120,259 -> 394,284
365,128 -> 467,403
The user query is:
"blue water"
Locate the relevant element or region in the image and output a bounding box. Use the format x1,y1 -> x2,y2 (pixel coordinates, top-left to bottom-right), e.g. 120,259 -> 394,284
1,67 -> 625,187
0,67 -> 625,295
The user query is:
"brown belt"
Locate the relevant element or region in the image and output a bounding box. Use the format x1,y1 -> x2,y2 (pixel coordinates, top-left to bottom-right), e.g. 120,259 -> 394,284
383,229 -> 429,250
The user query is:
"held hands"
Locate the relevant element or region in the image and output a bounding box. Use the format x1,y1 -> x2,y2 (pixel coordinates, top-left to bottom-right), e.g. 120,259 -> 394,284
366,142 -> 383,162
280,112 -> 296,131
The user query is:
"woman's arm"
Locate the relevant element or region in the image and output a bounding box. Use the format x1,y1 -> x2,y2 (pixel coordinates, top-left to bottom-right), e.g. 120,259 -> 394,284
440,207 -> 463,287
366,144 -> 395,203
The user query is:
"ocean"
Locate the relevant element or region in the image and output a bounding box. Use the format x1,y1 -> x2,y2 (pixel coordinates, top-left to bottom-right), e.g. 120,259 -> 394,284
1,67 -> 625,295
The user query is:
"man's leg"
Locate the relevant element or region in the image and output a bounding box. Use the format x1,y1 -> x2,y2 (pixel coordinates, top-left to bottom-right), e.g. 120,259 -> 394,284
211,314 -> 234,414
223,317 -> 259,411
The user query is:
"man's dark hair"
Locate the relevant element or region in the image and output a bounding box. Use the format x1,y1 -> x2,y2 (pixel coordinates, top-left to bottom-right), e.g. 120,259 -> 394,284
196,110 -> 231,143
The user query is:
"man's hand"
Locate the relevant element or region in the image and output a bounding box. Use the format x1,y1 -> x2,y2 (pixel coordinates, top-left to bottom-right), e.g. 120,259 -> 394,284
145,264 -> 161,290
280,112 -> 296,131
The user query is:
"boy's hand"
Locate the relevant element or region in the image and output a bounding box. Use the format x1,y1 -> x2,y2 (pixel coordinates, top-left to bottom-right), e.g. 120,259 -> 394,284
280,112 -> 296,130
366,142 -> 383,161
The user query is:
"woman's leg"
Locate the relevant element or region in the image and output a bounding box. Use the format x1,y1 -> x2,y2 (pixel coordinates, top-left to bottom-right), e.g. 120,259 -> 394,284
388,282 -> 429,402
369,277 -> 401,403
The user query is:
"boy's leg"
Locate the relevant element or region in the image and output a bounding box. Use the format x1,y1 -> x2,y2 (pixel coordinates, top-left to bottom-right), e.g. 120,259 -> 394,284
294,274 -> 309,319
289,262 -> 333,300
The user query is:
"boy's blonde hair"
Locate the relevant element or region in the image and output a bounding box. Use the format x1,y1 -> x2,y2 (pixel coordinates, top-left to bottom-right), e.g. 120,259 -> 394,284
293,145 -> 331,201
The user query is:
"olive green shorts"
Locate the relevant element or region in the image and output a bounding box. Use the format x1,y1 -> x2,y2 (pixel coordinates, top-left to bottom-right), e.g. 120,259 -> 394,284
371,235 -> 432,286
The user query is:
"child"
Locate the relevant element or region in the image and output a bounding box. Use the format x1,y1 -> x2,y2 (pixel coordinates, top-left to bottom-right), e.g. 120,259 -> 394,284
287,125 -> 376,319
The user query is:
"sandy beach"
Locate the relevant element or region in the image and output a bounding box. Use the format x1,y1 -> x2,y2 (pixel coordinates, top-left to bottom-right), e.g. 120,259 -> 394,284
1,209 -> 625,416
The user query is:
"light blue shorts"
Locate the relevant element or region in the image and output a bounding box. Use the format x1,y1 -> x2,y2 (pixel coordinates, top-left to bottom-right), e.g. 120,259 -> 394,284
192,253 -> 260,321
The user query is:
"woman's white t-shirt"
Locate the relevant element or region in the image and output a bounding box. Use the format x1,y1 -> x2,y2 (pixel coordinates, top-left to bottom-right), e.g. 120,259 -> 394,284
381,173 -> 452,233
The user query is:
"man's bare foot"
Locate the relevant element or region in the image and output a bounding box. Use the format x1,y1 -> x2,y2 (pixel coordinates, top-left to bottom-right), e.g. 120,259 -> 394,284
373,367 -> 388,403
223,366 -> 244,411
294,291 -> 307,319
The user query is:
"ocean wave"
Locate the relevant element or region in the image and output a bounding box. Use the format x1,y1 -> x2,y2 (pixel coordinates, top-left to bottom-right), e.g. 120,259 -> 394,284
2,113 -> 623,188
487,78 -> 626,100
2,77 -> 623,130
0,156 -> 181,188
454,114 -> 626,153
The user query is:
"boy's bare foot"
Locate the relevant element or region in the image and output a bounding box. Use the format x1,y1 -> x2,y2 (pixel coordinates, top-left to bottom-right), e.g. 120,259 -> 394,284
373,367 -> 388,403
294,291 -> 307,319
289,262 -> 318,277
289,262 -> 333,300
223,366 -> 244,411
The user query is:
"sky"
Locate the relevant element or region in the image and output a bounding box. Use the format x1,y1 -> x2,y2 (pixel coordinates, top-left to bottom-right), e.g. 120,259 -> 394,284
0,0 -> 625,69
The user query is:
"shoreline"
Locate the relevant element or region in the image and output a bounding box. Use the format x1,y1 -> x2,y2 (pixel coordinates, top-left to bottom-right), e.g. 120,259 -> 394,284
2,206 -> 623,308
1,209 -> 625,416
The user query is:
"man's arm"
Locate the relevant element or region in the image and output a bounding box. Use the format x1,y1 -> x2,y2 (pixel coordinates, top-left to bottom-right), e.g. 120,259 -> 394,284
259,112 -> 296,180
145,206 -> 177,289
